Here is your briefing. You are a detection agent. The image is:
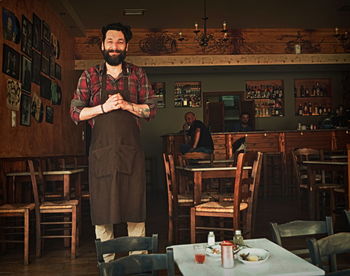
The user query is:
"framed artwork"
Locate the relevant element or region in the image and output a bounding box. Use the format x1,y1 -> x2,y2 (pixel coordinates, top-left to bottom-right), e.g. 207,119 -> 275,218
21,55 -> 32,93
20,93 -> 31,126
41,41 -> 51,59
49,57 -> 55,78
40,75 -> 51,100
51,33 -> 60,59
32,13 -> 41,52
6,78 -> 21,111
45,105 -> 54,124
31,93 -> 43,122
2,44 -> 20,79
55,63 -> 61,80
51,82 -> 61,105
174,81 -> 201,107
151,82 -> 166,108
2,8 -> 20,43
42,21 -> 50,42
21,16 -> 32,57
41,56 -> 49,76
31,50 -> 41,84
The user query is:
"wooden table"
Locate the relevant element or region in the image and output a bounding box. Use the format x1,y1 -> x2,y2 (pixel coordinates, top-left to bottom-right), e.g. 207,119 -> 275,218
176,164 -> 252,205
303,160 -> 348,219
6,168 -> 85,202
169,238 -> 325,276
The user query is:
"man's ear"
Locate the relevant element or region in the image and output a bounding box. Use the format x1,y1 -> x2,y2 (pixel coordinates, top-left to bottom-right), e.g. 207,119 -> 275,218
101,42 -> 105,51
126,43 -> 129,51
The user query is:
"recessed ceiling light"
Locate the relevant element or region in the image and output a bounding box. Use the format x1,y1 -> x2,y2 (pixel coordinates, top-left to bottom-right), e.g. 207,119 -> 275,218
123,9 -> 146,16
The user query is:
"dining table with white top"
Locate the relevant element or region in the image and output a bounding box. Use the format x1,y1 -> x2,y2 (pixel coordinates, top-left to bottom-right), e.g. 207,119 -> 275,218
168,238 -> 325,276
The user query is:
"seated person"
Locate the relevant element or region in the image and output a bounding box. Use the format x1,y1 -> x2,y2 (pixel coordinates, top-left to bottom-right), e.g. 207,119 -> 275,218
232,112 -> 254,132
180,112 -> 214,154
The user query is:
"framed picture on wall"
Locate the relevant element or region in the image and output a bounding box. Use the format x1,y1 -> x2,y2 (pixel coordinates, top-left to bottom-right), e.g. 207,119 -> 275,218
151,82 -> 166,108
2,44 -> 20,79
21,16 -> 32,57
31,50 -> 41,84
55,63 -> 61,80
45,105 -> 54,124
31,93 -> 43,122
42,21 -> 50,43
49,57 -> 55,78
21,55 -> 32,93
32,13 -> 41,52
40,74 -> 51,100
2,8 -> 20,44
20,93 -> 31,126
51,82 -> 61,105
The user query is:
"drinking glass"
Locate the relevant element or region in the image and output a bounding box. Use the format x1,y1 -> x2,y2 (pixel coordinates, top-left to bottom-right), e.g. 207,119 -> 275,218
193,244 -> 206,264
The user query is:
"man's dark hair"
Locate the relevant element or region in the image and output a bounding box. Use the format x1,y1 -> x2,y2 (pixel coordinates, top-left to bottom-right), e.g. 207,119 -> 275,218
101,23 -> 133,43
240,112 -> 250,118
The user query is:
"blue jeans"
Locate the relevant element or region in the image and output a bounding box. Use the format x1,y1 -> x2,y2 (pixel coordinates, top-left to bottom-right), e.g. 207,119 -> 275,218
180,144 -> 213,154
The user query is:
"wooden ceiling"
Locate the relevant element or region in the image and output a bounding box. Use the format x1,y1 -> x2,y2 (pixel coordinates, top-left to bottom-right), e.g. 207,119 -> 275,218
48,0 -> 350,36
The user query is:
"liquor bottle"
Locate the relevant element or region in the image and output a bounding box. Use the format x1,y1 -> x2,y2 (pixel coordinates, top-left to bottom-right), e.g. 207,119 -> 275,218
303,102 -> 309,115
305,88 -> 310,97
300,85 -> 305,97
298,104 -> 303,116
315,82 -> 321,96
308,102 -> 313,115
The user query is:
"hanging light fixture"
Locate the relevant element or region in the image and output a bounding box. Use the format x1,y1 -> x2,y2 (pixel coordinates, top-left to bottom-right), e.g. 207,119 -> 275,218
193,0 -> 229,48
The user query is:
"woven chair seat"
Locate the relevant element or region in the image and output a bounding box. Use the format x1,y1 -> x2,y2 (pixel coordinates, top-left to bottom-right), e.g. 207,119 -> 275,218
0,203 -> 35,212
194,201 -> 248,213
40,199 -> 79,209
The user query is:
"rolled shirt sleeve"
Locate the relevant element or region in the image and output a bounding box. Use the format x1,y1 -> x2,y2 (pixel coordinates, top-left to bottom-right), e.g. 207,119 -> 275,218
70,70 -> 92,125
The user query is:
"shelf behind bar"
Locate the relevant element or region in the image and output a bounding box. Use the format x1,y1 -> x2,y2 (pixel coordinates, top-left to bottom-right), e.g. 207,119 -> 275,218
75,54 -> 350,70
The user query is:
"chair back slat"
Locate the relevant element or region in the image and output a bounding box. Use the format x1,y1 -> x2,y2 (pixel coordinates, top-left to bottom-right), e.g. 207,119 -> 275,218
0,165 -> 7,204
95,234 -> 159,263
103,248 -> 174,276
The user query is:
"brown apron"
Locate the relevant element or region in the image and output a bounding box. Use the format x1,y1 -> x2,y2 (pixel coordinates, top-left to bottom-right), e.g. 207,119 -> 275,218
89,72 -> 146,225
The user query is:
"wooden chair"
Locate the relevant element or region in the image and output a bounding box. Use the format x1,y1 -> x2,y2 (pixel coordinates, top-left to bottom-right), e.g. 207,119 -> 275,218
98,248 -> 175,276
308,232 -> 350,273
28,159 -> 78,258
292,148 -> 343,219
163,153 -> 213,244
95,234 -> 159,275
0,165 -> 35,265
270,216 -> 333,259
190,151 -> 263,243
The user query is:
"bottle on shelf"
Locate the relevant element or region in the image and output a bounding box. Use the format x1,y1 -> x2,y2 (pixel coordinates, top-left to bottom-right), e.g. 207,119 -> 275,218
208,231 -> 215,246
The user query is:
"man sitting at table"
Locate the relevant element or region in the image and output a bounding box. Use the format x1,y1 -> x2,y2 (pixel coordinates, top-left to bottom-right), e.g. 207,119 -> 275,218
232,112 -> 254,132
180,112 -> 214,154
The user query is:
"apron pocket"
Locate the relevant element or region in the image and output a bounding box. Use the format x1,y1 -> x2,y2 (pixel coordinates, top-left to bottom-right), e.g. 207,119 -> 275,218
116,144 -> 137,175
92,146 -> 116,177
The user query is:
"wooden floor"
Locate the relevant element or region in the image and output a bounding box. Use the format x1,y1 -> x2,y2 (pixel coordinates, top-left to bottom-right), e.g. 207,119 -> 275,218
1,188 -> 349,276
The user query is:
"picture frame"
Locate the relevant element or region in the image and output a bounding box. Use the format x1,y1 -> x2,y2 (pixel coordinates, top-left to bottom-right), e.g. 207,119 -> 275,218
21,15 -> 32,57
49,57 -> 55,78
6,78 -> 21,111
152,82 -> 166,108
2,44 -> 20,79
21,55 -> 32,93
174,81 -> 201,107
31,93 -> 43,122
32,13 -> 41,52
2,8 -> 20,44
31,50 -> 41,84
45,105 -> 54,124
42,21 -> 50,43
55,63 -> 61,80
40,75 -> 51,100
41,55 -> 49,76
51,82 -> 61,105
20,93 -> 31,126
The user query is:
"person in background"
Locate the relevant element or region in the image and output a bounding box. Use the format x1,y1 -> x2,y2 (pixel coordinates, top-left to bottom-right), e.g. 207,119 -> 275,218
232,112 -> 254,132
181,111 -> 214,154
70,22 -> 156,262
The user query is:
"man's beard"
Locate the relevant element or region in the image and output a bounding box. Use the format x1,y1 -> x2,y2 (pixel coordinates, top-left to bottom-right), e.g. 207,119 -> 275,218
102,49 -> 127,66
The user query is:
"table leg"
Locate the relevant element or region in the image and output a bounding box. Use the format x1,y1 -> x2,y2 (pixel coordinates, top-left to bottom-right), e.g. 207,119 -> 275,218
308,167 -> 316,220
193,172 -> 202,205
64,175 -> 70,247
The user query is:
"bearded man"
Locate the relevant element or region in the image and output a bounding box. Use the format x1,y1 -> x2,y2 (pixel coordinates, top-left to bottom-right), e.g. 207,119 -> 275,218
70,23 -> 156,262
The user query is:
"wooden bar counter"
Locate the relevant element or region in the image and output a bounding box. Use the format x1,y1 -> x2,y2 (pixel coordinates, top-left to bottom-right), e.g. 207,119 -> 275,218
162,129 -> 350,197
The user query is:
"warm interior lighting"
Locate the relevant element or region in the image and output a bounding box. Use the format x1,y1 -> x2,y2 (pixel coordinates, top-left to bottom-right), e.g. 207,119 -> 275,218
123,9 -> 145,16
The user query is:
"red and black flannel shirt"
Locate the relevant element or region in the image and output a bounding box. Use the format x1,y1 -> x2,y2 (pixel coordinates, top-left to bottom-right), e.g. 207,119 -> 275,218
70,62 -> 156,127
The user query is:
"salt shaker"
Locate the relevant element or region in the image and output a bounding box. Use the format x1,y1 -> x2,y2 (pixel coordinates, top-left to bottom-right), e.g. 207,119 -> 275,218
207,231 -> 215,246
220,241 -> 234,268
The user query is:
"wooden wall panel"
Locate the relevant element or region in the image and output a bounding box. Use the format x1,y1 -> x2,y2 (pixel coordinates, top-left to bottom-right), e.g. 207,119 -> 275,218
74,28 -> 348,60
0,0 -> 84,158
